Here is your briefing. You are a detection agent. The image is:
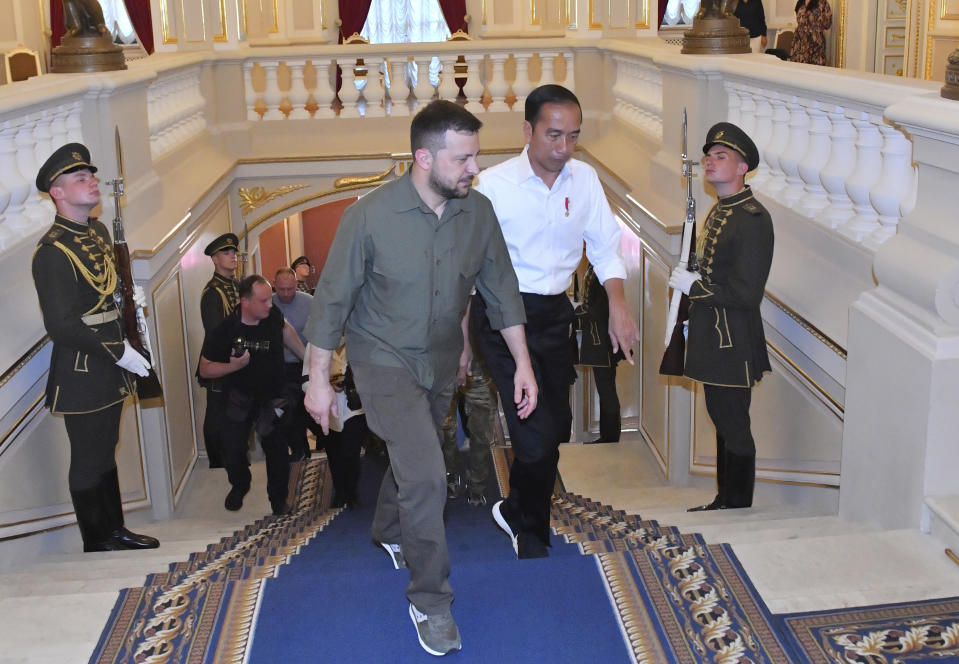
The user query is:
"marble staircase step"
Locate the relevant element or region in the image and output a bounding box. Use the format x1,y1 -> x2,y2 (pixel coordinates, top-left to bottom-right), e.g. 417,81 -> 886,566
683,514 -> 876,546
731,528 -> 959,614
925,494 -> 959,557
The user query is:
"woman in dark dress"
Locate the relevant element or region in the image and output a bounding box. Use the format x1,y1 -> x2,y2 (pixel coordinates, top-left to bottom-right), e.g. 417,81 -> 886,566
790,0 -> 833,66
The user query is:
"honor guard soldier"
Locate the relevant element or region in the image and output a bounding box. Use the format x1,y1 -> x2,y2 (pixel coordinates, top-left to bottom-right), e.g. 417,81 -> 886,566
31,143 -> 160,553
668,122 -> 775,512
291,255 -> 315,295
198,232 -> 240,468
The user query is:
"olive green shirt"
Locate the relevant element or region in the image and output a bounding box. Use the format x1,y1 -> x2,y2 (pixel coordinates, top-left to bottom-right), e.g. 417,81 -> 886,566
305,173 -> 525,389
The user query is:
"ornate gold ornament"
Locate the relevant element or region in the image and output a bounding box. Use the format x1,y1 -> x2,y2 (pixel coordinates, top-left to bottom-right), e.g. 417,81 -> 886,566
333,163 -> 397,189
238,184 -> 310,216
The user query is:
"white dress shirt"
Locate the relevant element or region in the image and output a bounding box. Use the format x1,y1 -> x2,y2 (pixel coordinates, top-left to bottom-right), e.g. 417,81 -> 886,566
475,146 -> 626,295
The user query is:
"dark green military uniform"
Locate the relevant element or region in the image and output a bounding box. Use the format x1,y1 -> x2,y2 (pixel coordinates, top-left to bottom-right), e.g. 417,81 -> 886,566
683,123 -> 774,512
198,233 -> 240,468
31,141 -> 158,553
577,264 -> 624,442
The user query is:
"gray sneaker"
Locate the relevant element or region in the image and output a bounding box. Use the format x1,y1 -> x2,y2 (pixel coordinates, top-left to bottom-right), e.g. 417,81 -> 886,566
376,540 -> 407,569
408,603 -> 462,656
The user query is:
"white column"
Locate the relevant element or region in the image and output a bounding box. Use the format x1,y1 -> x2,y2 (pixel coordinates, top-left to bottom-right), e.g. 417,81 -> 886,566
244,62 -> 259,121
540,52 -> 557,87
15,118 -> 46,227
412,58 -> 435,111
797,100 -> 831,217
287,60 -> 310,120
762,92 -> 790,193
462,54 -> 486,114
261,61 -> 284,120
388,57 -> 411,116
364,57 -> 386,118
780,96 -> 810,207
865,126 -> 914,250
339,59 -> 361,118
437,54 -> 460,102
512,53 -> 533,110
747,88 -> 772,188
818,107 -> 857,228
487,53 -> 510,112
838,113 -> 882,242
312,58 -> 336,119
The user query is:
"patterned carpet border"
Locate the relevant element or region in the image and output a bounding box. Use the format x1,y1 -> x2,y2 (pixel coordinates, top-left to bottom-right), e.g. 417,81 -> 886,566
88,458 -> 335,664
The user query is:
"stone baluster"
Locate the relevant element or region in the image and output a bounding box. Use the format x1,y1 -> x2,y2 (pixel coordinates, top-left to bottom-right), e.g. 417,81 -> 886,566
726,82 -> 743,127
437,54 -> 460,102
762,93 -> 791,193
388,57 -> 411,116
1,122 -> 32,234
412,57 -> 435,110
64,105 -> 84,144
540,52 -> 557,86
462,54 -> 486,114
818,107 -> 857,228
748,89 -> 773,188
512,53 -> 533,109
780,96 -> 810,207
865,125 -> 914,250
287,60 -> 310,119
31,112 -> 56,220
244,62 -> 259,121
16,117 -> 47,226
563,51 -> 575,91
797,100 -> 831,217
487,53 -> 510,112
838,112 -> 883,242
364,57 -> 387,117
313,58 -> 336,119
261,60 -> 284,120
0,121 -> 12,238
48,104 -> 71,148
339,59 -> 362,118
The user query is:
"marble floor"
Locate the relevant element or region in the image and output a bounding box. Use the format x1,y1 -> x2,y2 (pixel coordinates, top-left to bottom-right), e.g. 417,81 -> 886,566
1,433 -> 959,663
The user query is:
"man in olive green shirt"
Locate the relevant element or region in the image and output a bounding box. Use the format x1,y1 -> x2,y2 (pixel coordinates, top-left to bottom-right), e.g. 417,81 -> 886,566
303,101 -> 537,657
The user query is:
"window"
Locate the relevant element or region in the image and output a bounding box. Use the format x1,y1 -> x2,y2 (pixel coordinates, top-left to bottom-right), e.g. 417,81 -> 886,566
99,0 -> 138,44
662,0 -> 700,27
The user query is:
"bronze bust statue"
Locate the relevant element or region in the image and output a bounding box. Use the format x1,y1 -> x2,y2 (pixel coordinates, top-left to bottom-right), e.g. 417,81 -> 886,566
696,0 -> 740,19
63,0 -> 110,38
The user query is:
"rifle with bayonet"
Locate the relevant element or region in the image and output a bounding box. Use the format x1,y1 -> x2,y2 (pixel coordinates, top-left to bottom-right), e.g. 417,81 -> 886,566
110,127 -> 163,399
660,108 -> 698,376
239,222 -> 250,278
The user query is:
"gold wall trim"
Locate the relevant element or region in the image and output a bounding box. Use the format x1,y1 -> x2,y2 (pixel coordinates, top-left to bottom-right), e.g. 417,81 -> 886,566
531,0 -> 540,25
271,0 -> 280,33
214,0 -> 228,42
635,0 -> 650,29
1,337 -> 50,389
161,0 -> 178,44
767,341 -> 844,414
837,0 -> 847,68
238,184 -> 309,215
925,0 -> 938,80
947,548 -> 959,568
244,182 -> 388,237
589,0 -> 602,29
334,163 -> 396,189
763,291 -> 847,359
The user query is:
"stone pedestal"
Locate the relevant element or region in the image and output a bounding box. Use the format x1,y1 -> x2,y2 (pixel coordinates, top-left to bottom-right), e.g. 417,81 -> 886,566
942,50 -> 959,101
682,17 -> 750,55
51,34 -> 126,73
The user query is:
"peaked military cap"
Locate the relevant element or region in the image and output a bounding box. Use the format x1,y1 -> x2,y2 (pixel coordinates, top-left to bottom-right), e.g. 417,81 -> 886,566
204,233 -> 239,256
291,256 -> 312,270
36,143 -> 98,193
703,122 -> 760,172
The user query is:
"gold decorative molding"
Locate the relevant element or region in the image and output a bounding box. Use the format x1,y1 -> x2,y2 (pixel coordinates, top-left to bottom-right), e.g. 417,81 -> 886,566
333,164 -> 396,189
636,0 -> 650,29
161,0 -> 178,44
214,0 -> 228,42
1,336 -> 50,389
767,341 -> 844,414
925,0 -> 938,79
837,0 -> 847,67
531,0 -> 540,25
238,184 -> 310,216
589,0 -> 602,29
763,290 -> 847,359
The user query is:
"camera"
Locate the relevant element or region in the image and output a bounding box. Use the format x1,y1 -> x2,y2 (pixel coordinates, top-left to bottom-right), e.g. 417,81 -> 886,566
232,336 -> 271,357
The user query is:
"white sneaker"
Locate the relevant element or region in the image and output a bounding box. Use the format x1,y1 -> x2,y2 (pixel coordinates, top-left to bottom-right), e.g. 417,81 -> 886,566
492,500 -> 518,555
375,540 -> 406,569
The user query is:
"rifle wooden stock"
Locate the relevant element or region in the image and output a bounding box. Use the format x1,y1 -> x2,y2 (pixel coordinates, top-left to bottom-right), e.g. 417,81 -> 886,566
113,240 -> 163,399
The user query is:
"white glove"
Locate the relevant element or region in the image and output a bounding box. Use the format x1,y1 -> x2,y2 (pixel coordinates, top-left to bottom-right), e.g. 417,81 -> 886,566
668,268 -> 701,296
116,339 -> 151,377
133,285 -> 147,310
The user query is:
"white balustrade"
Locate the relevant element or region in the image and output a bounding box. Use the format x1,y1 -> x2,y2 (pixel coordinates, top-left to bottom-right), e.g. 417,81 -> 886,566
338,59 -> 361,118
486,53 -> 511,112
244,62 -> 259,120
17,115 -> 48,226
437,55 -> 460,102
413,57 -> 436,110
838,113 -> 883,242
612,55 -> 663,143
865,125 -> 915,250
147,66 -> 208,159
314,59 -> 336,119
261,61 -> 283,120
818,107 -> 857,228
747,88 -> 772,188
761,93 -> 791,193
388,57 -> 411,116
462,54 -> 485,115
779,96 -> 809,207
797,100 -> 831,216
364,57 -> 387,117
512,54 -> 533,109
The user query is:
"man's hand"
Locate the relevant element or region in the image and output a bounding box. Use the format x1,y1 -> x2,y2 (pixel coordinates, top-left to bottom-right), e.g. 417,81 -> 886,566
457,345 -> 472,387
304,378 -> 337,435
512,362 -> 538,419
133,285 -> 147,310
116,339 -> 150,377
229,350 -> 250,370
604,278 -> 640,365
668,268 -> 700,296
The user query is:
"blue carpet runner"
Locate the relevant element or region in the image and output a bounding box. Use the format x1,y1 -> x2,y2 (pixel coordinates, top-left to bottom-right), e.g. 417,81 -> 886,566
88,449 -> 959,663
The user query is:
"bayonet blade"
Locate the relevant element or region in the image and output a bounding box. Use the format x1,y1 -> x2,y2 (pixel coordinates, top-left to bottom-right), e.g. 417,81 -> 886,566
113,126 -> 125,196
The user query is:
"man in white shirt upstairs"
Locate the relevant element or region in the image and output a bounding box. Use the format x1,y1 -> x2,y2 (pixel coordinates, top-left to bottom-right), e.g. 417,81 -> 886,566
472,84 -> 640,559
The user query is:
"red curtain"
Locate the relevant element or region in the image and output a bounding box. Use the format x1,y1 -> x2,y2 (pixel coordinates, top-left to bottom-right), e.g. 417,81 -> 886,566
50,0 -> 65,47
123,0 -> 154,54
437,0 -> 467,34
337,0 -> 374,43
658,0 -> 668,30
50,0 -> 153,53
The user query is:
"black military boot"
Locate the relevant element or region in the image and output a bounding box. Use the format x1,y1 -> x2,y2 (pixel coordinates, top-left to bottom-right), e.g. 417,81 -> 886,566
688,436 -> 727,512
71,485 -> 126,552
723,452 -> 755,509
102,468 -> 160,549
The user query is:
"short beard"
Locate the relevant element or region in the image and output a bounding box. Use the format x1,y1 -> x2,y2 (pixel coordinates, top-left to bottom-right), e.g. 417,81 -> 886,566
429,170 -> 468,200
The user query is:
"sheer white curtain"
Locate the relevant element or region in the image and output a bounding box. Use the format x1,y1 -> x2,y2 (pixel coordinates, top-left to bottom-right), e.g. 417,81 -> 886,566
360,0 -> 451,88
662,0 -> 700,26
99,0 -> 138,43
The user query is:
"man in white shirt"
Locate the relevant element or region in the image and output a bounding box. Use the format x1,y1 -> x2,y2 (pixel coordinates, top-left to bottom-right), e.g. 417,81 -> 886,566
473,84 -> 639,559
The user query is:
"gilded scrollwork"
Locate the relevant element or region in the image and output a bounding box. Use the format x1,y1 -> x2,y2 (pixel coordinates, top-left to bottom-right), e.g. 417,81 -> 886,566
238,184 -> 309,216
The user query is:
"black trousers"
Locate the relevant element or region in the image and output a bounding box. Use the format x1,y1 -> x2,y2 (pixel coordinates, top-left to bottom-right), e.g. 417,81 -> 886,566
283,362 -> 316,460
63,402 -> 124,491
202,387 -> 226,468
327,414 -> 367,503
703,384 -> 754,457
592,364 -> 621,442
472,292 -> 574,545
221,393 -> 291,507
